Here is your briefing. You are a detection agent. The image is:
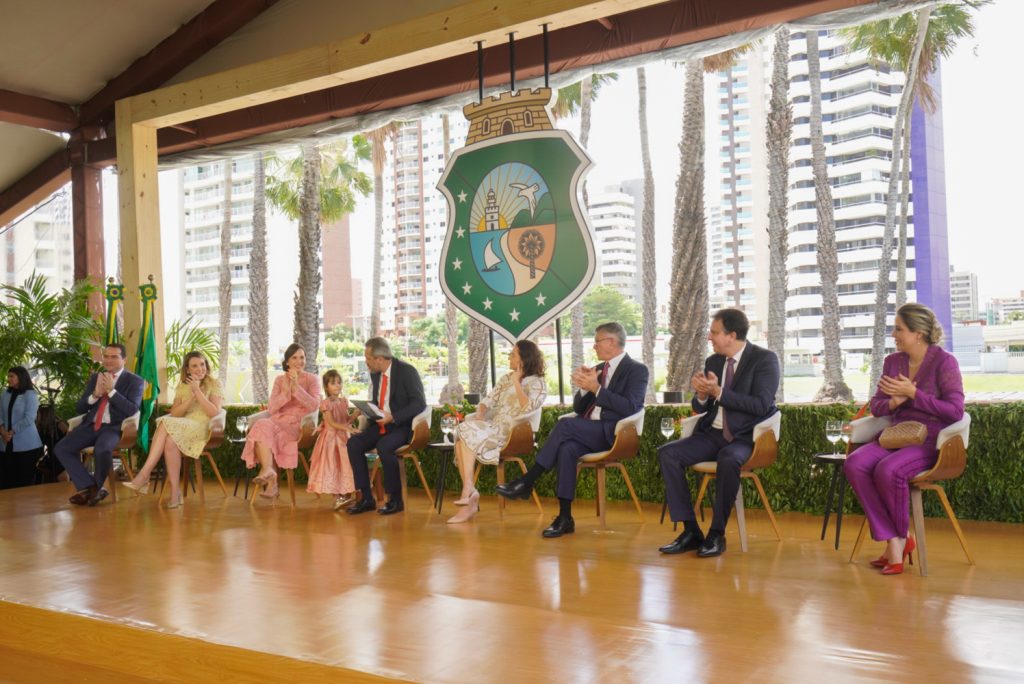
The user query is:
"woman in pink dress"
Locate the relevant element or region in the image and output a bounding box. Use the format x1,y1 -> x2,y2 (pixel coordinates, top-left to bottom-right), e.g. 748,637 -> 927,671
242,343 -> 321,499
307,369 -> 358,510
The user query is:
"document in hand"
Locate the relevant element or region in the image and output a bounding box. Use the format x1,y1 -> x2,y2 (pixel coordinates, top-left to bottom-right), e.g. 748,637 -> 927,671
351,399 -> 385,420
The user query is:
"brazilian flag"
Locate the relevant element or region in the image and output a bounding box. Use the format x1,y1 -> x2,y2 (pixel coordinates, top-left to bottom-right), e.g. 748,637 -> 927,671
103,279 -> 124,345
134,282 -> 160,451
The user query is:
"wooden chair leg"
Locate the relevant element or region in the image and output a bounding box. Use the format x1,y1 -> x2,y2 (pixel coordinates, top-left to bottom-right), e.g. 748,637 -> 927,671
369,459 -> 384,503
472,463 -> 481,486
249,477 -> 261,506
695,474 -> 711,523
119,449 -> 136,482
594,466 -> 607,529
407,454 -> 434,506
910,487 -> 928,576
734,482 -> 748,553
298,452 -> 318,499
398,459 -> 408,505
204,451 -> 229,497
286,469 -> 296,508
748,473 -> 782,541
927,484 -> 975,565
611,463 -> 645,522
849,518 -> 869,563
194,458 -> 206,504
180,460 -> 190,500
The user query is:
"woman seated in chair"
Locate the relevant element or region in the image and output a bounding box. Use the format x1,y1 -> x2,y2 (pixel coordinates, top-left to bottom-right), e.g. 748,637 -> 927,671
844,303 -> 964,575
241,343 -> 321,499
125,352 -> 223,507
447,339 -> 546,524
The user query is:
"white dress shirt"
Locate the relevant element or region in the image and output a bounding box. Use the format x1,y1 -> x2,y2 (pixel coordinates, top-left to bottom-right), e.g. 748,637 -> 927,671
583,350 -> 626,421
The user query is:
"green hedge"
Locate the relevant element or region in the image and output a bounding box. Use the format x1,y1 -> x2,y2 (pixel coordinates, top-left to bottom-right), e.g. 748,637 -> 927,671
151,402 -> 1024,523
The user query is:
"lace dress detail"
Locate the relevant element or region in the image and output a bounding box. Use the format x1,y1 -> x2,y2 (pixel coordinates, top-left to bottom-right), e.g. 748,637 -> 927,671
457,373 -> 546,465
155,378 -> 224,458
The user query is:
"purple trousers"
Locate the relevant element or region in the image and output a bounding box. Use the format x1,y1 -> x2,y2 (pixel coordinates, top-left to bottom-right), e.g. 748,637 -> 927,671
844,441 -> 937,541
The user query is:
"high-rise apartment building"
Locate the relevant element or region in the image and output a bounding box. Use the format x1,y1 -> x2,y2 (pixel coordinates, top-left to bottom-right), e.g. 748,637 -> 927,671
587,185 -> 640,300
710,30 -> 951,354
2,186 -> 74,293
989,291 -> 1024,323
949,264 -> 979,323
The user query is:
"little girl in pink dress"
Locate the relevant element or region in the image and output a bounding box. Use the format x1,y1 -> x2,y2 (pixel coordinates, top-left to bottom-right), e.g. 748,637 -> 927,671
306,370 -> 357,510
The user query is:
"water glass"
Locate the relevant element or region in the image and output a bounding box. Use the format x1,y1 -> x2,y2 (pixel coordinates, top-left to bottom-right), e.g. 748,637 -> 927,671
825,420 -> 842,455
660,417 -> 675,440
236,415 -> 249,437
839,420 -> 852,453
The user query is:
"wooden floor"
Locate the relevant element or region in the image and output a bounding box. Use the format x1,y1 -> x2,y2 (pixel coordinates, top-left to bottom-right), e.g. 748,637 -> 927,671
1,482 -> 1022,683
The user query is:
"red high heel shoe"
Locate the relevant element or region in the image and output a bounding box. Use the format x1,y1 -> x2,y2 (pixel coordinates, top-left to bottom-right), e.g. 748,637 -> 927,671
881,536 -> 916,575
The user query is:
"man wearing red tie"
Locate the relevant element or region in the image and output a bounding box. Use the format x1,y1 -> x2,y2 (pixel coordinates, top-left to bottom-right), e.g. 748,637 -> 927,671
56,344 -> 144,506
346,337 -> 426,515
658,309 -> 780,558
497,322 -> 648,538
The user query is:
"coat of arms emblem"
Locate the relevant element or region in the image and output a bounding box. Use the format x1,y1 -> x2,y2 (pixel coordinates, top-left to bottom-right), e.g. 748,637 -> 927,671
438,87 -> 595,342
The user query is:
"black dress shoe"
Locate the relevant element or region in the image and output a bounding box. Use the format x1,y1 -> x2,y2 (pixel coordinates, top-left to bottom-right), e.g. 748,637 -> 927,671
496,478 -> 533,500
659,529 -> 705,555
377,499 -> 404,515
697,533 -> 727,558
87,488 -> 109,507
69,485 -> 98,506
347,498 -> 377,514
541,515 -> 575,538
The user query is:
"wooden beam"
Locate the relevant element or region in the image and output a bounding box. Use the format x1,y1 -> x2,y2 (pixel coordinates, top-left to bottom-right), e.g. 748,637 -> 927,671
0,89 -> 78,132
115,100 -> 166,391
125,0 -> 669,128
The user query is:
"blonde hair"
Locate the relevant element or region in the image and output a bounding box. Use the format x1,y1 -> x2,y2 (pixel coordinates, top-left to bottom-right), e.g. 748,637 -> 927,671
179,351 -> 214,390
896,303 -> 943,346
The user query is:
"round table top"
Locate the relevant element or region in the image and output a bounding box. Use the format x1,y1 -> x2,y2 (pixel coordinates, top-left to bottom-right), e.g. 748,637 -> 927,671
813,452 -> 847,463
428,441 -> 455,450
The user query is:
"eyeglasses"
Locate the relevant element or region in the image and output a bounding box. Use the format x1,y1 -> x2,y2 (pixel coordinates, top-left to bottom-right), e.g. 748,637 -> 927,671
594,337 -> 616,345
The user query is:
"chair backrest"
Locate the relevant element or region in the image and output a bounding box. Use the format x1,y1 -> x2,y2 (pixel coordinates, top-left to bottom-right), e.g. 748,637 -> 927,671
848,415 -> 891,447
206,409 -> 227,450
679,413 -> 705,440
745,411 -> 781,470
403,404 -> 434,452
499,406 -> 543,459
297,408 -> 320,449
521,406 -> 543,432
917,412 -> 971,483
599,409 -> 645,462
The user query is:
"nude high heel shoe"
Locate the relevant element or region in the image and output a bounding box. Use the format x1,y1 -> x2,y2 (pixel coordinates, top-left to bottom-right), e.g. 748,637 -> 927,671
122,480 -> 150,495
447,491 -> 480,524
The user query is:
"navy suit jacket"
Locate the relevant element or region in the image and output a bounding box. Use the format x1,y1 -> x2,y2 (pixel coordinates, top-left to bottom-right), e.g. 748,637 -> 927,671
573,354 -> 649,443
692,342 -> 780,442
370,357 -> 426,430
76,370 -> 145,430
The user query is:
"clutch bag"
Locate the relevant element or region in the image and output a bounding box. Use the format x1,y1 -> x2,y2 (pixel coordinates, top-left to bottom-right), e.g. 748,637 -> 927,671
878,420 -> 927,449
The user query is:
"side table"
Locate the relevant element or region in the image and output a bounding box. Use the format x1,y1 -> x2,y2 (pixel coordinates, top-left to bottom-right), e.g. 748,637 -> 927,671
428,441 -> 455,514
814,452 -> 849,550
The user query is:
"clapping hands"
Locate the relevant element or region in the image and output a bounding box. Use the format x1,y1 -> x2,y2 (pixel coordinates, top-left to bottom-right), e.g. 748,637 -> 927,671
690,370 -> 721,401
878,374 -> 916,408
572,365 -> 600,393
95,372 -> 114,397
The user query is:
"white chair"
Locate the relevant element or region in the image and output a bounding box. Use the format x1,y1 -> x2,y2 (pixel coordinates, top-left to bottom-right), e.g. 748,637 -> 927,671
566,409 -> 646,529
848,413 -> 974,576
157,409 -> 229,504
472,405 -> 545,517
672,411 -> 783,553
248,408 -> 318,507
368,404 -> 435,506
66,411 -> 140,503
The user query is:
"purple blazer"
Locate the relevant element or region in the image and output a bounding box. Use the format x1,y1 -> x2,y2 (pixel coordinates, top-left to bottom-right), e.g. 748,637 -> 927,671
869,345 -> 965,447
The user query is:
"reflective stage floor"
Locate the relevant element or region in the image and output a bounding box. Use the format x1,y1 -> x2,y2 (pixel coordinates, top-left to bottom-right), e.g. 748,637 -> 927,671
1,482 -> 1022,682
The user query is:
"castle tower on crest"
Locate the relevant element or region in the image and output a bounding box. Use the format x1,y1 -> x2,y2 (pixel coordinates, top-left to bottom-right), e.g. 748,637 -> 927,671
462,88 -> 554,145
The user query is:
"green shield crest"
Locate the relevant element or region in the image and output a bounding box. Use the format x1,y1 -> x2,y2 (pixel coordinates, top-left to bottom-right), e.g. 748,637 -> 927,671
438,130 -> 595,342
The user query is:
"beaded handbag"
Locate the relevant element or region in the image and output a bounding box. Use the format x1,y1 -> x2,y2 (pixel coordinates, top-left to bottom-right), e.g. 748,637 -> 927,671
878,421 -> 927,449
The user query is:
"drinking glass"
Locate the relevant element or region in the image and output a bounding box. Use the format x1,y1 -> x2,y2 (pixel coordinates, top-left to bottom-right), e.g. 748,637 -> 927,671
236,415 -> 249,438
839,420 -> 853,454
441,416 -> 455,443
825,420 -> 842,455
660,417 -> 675,440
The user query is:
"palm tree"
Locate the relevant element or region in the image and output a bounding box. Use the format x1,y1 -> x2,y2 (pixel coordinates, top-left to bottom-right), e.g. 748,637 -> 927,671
439,112 -> 464,404
249,152 -> 269,403
217,159 -> 233,385
807,29 -> 853,403
841,2 -> 988,389
665,49 -> 751,392
266,139 -> 372,371
164,315 -> 221,389
766,28 -> 792,403
366,122 -> 398,336
552,73 -> 617,381
637,66 -> 657,403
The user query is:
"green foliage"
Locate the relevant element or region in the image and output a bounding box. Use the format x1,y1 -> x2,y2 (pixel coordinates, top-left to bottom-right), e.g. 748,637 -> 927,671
164,316 -> 221,389
408,312 -> 468,347
0,274 -> 102,416
265,140 -> 372,223
559,285 -> 643,335
326,323 -> 356,344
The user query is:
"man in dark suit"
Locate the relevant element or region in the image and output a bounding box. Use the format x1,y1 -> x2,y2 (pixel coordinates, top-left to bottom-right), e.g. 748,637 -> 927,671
56,343 -> 145,506
347,337 -> 426,515
658,308 -> 780,557
497,322 -> 648,538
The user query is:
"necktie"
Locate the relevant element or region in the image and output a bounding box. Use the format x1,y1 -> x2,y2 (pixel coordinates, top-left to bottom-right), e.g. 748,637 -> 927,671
94,395 -> 109,431
377,374 -> 388,434
721,357 -> 736,442
582,364 -> 608,419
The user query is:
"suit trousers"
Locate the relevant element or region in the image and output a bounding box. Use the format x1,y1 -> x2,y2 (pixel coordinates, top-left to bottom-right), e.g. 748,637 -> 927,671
535,417 -> 613,501
55,423 -> 123,491
347,424 -> 412,499
658,430 -> 753,531
844,441 -> 937,541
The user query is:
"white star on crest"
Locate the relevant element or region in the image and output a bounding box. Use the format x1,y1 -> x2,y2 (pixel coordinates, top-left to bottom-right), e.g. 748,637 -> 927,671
535,293 -> 547,307
482,298 -> 493,310
452,258 -> 462,270
509,309 -> 520,322
457,190 -> 468,203
462,282 -> 472,295
455,226 -> 466,238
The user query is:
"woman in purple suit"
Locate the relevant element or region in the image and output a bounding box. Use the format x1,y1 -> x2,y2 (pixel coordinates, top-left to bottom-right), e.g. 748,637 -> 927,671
845,303 -> 965,575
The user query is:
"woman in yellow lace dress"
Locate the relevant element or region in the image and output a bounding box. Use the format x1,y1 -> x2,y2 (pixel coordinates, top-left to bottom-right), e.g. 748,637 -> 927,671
124,351 -> 223,507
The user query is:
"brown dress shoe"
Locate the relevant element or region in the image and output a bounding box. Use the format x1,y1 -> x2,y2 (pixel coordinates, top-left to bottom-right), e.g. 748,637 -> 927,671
69,485 -> 98,506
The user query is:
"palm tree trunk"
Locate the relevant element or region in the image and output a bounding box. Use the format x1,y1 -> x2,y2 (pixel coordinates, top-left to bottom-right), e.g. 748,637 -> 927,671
637,66 -> 657,403
666,59 -> 709,391
440,113 -> 463,403
467,319 -> 489,394
869,7 -> 931,391
808,30 -> 853,403
766,28 -> 792,403
571,76 -> 594,376
896,106 -> 912,308
294,143 -> 322,371
217,161 -> 233,385
249,153 -> 270,403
